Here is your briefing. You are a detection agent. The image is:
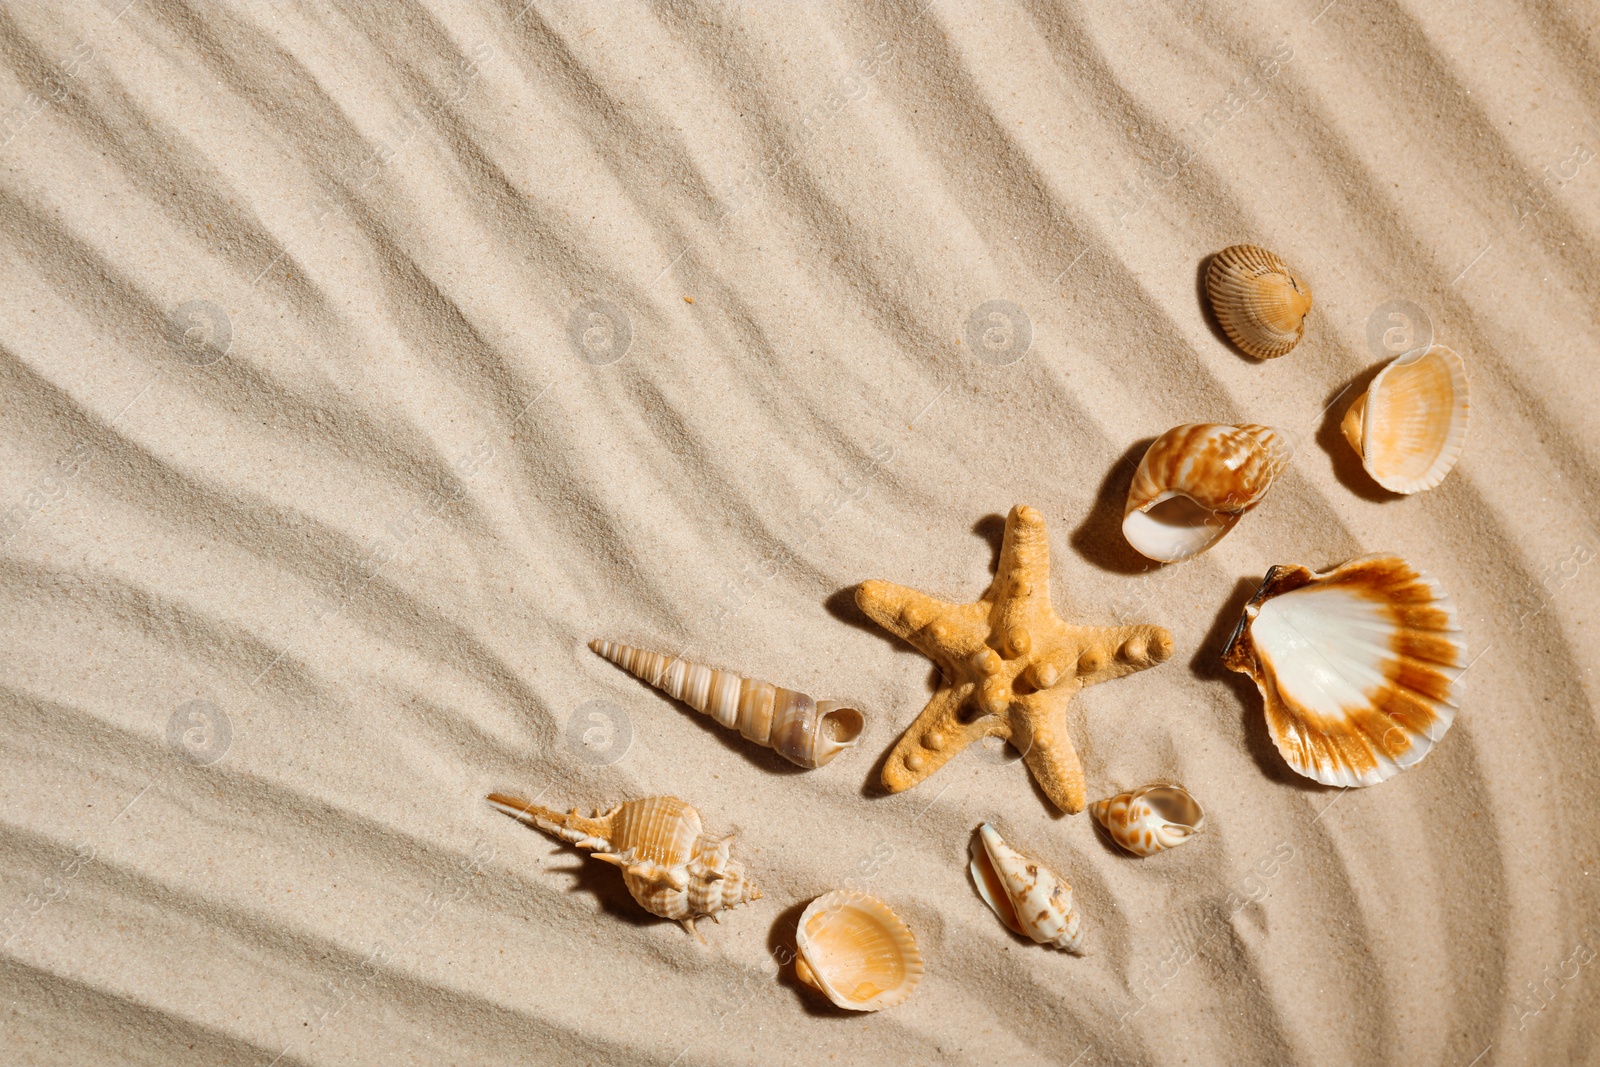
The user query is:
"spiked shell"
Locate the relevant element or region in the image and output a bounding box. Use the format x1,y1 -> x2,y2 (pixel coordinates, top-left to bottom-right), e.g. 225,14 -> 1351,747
1341,345 -> 1470,494
968,823 -> 1084,953
794,890 -> 923,1011
590,640 -> 864,769
1123,424 -> 1294,562
1222,555 -> 1465,787
1090,784 -> 1205,857
487,794 -> 760,936
1206,244 -> 1313,358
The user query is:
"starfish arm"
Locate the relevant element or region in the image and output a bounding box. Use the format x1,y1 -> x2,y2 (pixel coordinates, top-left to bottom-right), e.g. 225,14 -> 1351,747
857,580 -> 988,665
881,684 -> 992,794
1012,687 -> 1087,814
1073,624 -> 1175,688
988,505 -> 1052,600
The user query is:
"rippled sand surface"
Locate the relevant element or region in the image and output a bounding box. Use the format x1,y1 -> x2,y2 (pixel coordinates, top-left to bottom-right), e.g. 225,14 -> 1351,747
2,2 -> 1598,1064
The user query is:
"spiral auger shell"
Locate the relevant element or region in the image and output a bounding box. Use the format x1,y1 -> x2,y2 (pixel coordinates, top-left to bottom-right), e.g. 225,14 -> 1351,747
589,639 -> 864,768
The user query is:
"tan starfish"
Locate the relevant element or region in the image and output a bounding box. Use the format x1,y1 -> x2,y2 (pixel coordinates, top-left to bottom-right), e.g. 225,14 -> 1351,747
856,505 -> 1174,814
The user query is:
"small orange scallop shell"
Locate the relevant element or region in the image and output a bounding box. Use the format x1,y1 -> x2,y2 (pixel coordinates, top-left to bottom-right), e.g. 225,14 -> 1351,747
1090,784 -> 1205,857
1206,244 -> 1312,358
1341,345 -> 1470,494
1222,554 -> 1466,788
1123,424 -> 1293,562
794,890 -> 923,1011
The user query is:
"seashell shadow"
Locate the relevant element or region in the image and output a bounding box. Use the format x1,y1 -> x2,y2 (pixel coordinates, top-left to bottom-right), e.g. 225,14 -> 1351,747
544,854 -> 660,928
1316,363 -> 1398,503
1195,254 -> 1250,361
767,899 -> 859,1017
1068,437 -> 1162,574
1189,576 -> 1334,793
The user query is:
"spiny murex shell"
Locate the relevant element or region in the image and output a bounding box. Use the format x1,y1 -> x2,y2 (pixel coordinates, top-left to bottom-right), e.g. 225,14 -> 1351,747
590,640 -> 864,769
487,793 -> 760,936
794,889 -> 923,1011
1341,345 -> 1470,494
1222,554 -> 1465,788
968,823 -> 1084,953
1123,424 -> 1293,562
1206,244 -> 1312,358
1090,783 -> 1205,857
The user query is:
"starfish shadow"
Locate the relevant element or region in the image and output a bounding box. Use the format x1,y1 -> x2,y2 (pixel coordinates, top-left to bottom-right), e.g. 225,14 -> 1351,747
1068,437 -> 1163,575
1316,362 -> 1398,503
824,584 -> 902,644
1191,576 -> 1333,793
973,512 -> 1006,578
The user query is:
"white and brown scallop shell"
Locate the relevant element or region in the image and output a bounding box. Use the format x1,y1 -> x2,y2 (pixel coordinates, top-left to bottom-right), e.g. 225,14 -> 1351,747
794,890 -> 923,1011
590,640 -> 864,769
1123,423 -> 1294,562
1206,244 -> 1313,358
487,793 -> 760,937
968,823 -> 1084,953
1090,784 -> 1205,857
1341,345 -> 1470,494
1222,554 -> 1465,787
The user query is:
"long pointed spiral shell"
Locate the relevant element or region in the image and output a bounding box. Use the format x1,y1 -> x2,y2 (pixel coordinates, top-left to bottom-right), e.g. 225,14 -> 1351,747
795,890 -> 923,1011
1122,424 -> 1293,562
968,823 -> 1084,953
1090,783 -> 1205,857
487,793 -> 760,935
589,640 -> 864,768
1206,244 -> 1313,358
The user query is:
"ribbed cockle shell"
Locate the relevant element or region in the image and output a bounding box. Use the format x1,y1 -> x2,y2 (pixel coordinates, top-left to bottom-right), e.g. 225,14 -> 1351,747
968,823 -> 1084,953
1222,554 -> 1466,788
794,890 -> 923,1011
487,793 -> 760,937
1341,345 -> 1470,494
1205,244 -> 1312,358
1123,423 -> 1293,562
1090,783 -> 1205,857
590,640 -> 864,769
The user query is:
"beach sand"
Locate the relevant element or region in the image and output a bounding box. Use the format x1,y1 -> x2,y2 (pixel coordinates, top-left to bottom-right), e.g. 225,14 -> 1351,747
2,1 -> 1598,1063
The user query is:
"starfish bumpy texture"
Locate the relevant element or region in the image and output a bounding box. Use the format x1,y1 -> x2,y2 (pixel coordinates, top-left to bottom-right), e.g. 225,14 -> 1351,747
856,505 -> 1174,813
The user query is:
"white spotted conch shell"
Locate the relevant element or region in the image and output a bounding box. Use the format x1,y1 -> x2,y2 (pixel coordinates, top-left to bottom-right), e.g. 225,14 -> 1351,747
487,793 -> 760,937
1206,244 -> 1313,358
1341,345 -> 1470,494
1222,554 -> 1465,788
590,640 -> 864,768
1123,424 -> 1294,562
968,823 -> 1084,953
794,889 -> 923,1011
1090,784 -> 1205,857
